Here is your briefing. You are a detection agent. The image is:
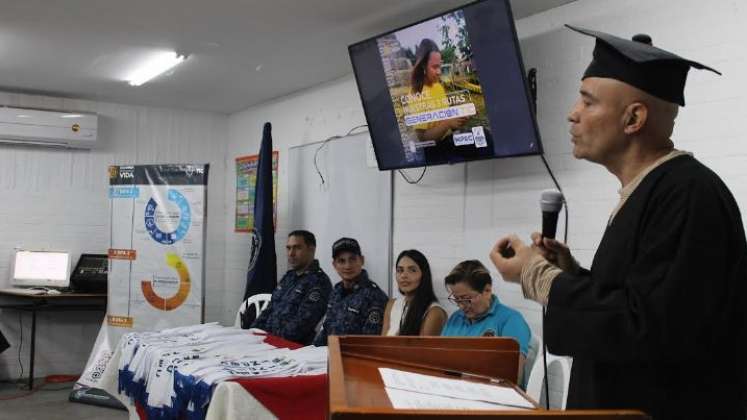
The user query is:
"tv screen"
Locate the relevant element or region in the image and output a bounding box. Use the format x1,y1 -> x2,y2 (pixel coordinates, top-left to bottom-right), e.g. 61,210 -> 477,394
349,0 -> 542,170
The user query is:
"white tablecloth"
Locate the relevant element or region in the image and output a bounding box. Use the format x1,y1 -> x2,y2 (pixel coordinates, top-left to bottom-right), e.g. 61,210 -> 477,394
205,382 -> 276,420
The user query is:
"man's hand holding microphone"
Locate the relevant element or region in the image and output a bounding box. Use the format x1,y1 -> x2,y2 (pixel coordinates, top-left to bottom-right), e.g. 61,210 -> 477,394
491,189 -> 576,282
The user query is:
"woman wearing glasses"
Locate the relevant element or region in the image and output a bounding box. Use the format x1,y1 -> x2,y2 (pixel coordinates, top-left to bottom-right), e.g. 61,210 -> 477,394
381,250 -> 447,336
441,260 -> 531,371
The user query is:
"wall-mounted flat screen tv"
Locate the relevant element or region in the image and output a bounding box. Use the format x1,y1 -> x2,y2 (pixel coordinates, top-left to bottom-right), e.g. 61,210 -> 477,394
349,0 -> 542,170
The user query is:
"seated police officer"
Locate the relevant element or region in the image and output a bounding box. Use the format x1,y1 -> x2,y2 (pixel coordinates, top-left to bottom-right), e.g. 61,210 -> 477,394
313,237 -> 388,346
252,230 -> 332,345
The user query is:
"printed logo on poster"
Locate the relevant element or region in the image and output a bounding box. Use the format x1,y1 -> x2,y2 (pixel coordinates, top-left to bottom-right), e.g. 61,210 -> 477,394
119,166 -> 135,179
184,164 -> 205,178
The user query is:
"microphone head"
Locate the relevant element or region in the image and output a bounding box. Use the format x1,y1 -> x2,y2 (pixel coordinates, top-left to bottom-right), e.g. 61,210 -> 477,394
540,189 -> 564,212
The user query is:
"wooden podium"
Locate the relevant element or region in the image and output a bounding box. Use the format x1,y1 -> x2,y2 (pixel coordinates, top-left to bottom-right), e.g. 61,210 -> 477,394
328,335 -> 649,419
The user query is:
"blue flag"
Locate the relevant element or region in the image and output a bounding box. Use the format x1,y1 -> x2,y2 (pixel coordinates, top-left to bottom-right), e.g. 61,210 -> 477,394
242,122 -> 277,327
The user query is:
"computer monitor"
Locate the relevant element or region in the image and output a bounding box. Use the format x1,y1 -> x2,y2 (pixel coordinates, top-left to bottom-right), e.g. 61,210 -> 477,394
11,250 -> 71,289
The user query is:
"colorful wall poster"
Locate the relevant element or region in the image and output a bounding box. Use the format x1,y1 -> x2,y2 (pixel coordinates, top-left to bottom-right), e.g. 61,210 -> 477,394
235,151 -> 278,232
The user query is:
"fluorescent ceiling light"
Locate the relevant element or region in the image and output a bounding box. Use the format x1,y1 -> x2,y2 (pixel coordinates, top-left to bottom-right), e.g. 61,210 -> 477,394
127,52 -> 187,87
60,114 -> 83,119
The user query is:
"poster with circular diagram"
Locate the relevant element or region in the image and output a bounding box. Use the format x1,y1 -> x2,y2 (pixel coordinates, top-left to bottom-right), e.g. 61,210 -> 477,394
77,164 -> 209,390
107,164 -> 209,330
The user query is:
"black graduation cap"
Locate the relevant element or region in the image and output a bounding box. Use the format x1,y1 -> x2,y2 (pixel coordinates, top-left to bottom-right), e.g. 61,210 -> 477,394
566,25 -> 720,106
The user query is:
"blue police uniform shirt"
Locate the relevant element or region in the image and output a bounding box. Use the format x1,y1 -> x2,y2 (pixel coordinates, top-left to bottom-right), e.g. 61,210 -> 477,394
441,295 -> 531,355
252,259 -> 332,345
313,269 -> 388,346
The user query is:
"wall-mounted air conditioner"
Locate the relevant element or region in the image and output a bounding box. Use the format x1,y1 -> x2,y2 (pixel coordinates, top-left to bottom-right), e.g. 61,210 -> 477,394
0,106 -> 98,149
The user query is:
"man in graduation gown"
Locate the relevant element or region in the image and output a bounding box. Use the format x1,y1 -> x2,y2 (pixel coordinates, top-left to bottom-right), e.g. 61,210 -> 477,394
490,26 -> 746,419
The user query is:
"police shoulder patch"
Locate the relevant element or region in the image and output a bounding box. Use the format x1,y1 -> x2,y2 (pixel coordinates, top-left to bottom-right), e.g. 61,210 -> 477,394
367,310 -> 382,324
308,290 -> 321,302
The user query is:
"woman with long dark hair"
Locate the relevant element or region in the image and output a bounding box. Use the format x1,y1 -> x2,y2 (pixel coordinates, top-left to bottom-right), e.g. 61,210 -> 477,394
409,38 -> 468,162
381,249 -> 447,336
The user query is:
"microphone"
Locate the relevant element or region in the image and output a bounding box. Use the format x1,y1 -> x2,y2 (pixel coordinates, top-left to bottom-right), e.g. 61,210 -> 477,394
498,189 -> 564,259
540,189 -> 564,239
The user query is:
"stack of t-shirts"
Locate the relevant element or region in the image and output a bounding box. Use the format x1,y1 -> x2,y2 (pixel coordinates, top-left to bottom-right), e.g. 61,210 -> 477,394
283,345 -> 328,375
116,323 -> 328,420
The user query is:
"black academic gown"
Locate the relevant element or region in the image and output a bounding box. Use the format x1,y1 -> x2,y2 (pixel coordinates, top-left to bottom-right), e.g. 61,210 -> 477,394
545,155 -> 747,419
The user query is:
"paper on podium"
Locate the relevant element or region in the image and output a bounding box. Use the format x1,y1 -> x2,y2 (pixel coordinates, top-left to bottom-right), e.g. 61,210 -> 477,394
379,367 -> 533,410
385,388 -> 526,410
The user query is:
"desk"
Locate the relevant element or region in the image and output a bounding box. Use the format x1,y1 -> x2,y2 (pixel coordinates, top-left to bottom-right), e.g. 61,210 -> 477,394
0,290 -> 106,389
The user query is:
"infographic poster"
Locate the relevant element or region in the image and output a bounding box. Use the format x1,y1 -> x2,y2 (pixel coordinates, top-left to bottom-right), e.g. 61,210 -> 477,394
76,164 -> 209,388
235,151 -> 278,232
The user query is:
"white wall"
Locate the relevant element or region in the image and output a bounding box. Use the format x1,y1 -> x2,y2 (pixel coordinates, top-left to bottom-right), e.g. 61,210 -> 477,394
3,0 -> 741,394
0,92 -> 228,381
224,77 -> 368,324
225,0 -> 747,358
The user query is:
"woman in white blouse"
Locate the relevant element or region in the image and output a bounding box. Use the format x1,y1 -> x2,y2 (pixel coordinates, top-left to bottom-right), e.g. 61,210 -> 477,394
381,250 -> 447,336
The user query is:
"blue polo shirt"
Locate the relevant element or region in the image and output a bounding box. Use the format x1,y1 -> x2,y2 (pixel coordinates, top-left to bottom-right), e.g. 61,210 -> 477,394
441,295 -> 530,355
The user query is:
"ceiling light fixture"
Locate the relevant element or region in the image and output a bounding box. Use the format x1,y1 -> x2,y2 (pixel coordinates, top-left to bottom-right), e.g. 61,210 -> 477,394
127,51 -> 187,87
